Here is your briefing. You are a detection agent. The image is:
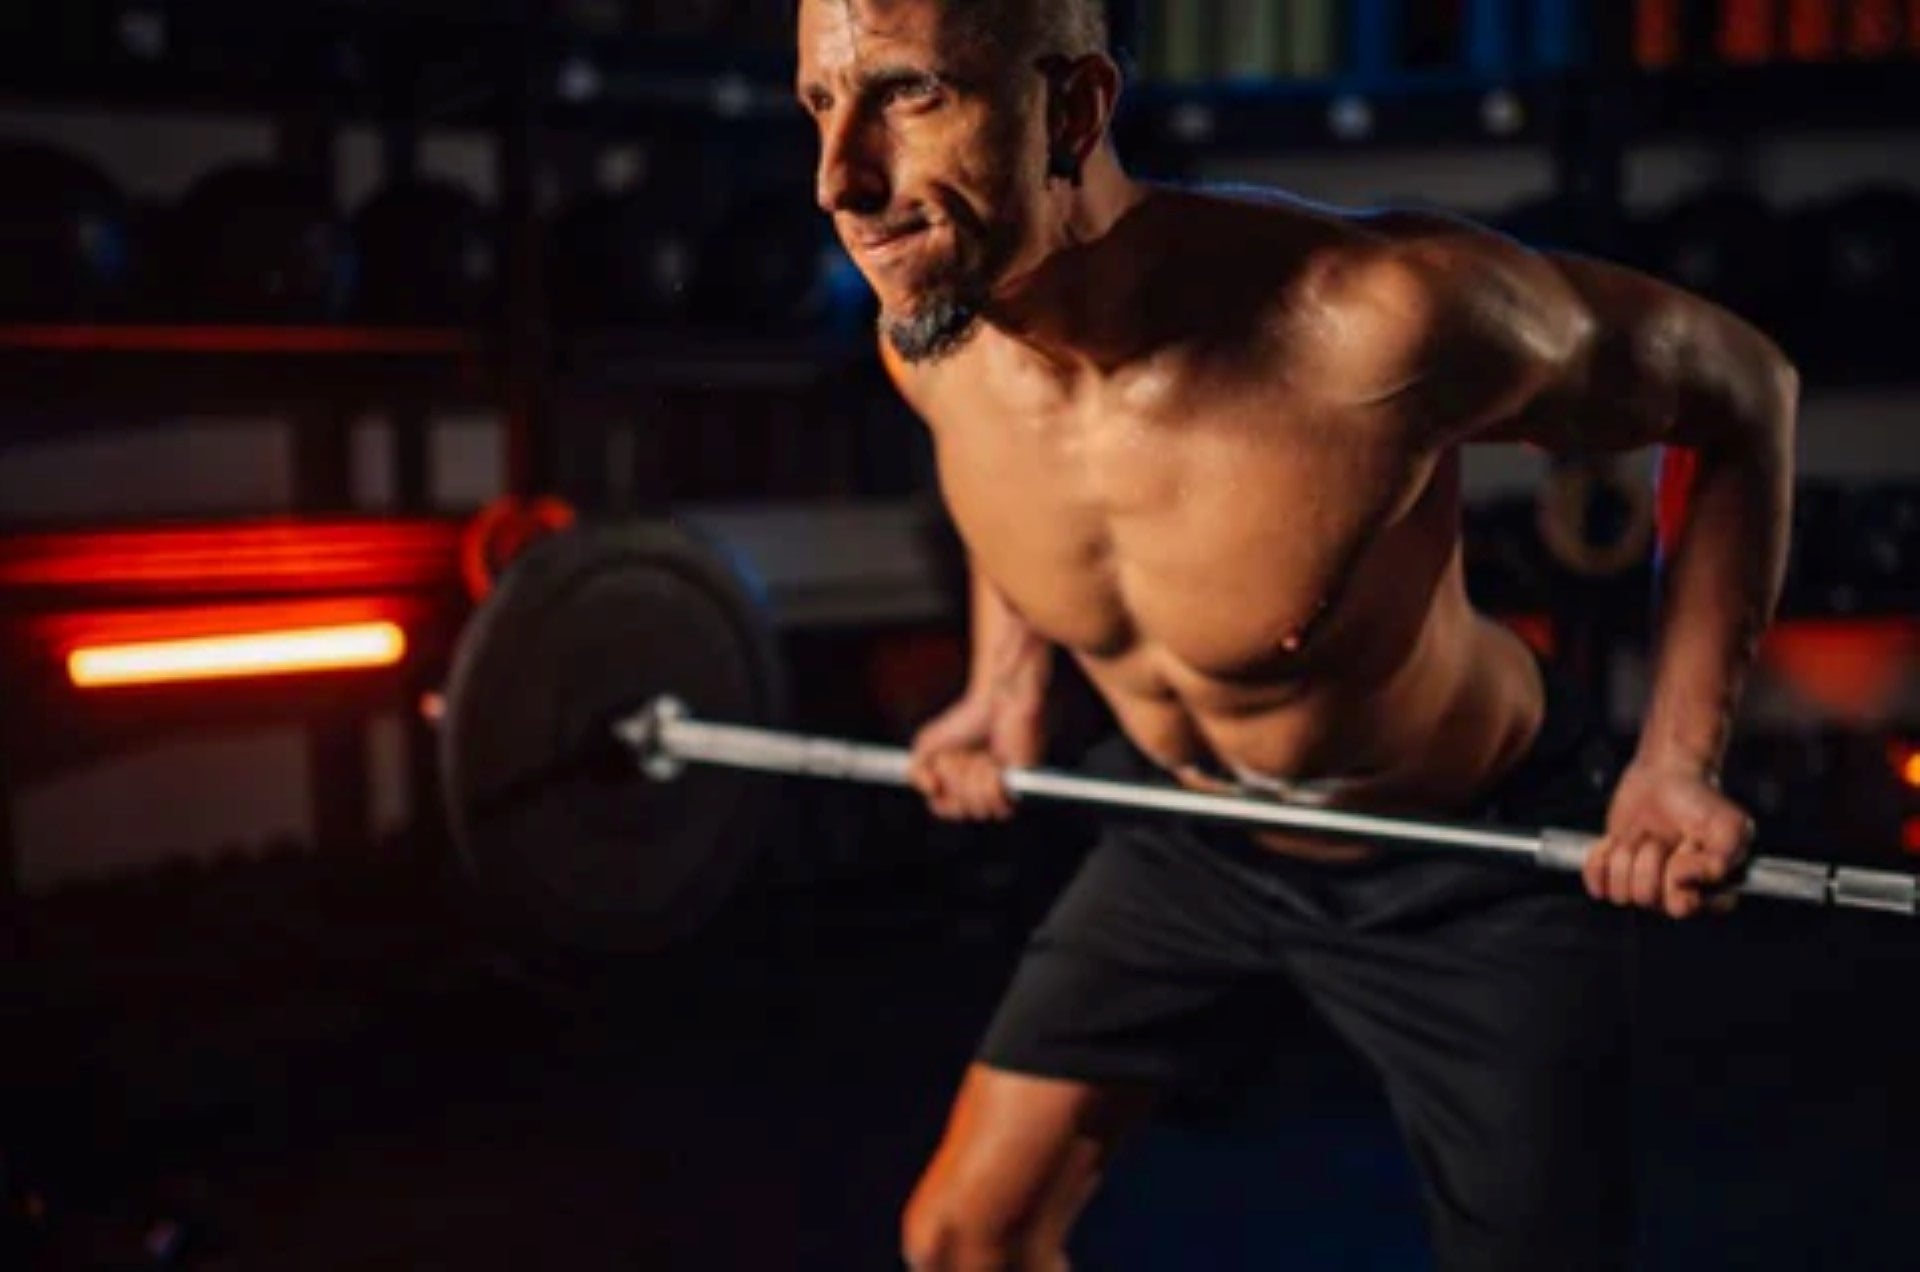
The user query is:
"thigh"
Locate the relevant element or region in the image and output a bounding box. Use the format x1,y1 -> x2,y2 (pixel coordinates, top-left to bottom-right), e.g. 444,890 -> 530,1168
1286,892 -> 1636,1272
976,818 -> 1281,1091
919,813 -> 1274,1262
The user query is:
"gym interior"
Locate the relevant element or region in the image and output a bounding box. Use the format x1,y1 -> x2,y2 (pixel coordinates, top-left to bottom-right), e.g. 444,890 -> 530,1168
2,3 -> 1918,1268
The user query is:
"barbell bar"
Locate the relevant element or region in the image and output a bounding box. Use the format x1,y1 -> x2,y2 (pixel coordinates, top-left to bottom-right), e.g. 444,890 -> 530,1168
436,520 -> 1920,956
617,696 -> 1920,918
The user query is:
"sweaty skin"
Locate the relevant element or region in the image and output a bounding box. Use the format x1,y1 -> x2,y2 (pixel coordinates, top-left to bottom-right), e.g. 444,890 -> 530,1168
888,191 -> 1548,862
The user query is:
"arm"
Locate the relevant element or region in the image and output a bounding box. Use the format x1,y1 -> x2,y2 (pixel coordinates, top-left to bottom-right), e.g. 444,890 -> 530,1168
1335,232 -> 1797,915
1497,252 -> 1798,780
906,546 -> 1056,822
879,334 -> 1057,732
880,339 -> 1054,818
961,564 -> 1055,726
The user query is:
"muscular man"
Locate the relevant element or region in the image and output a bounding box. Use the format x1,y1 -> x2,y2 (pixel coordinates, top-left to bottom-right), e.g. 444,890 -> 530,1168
794,2 -> 1797,1267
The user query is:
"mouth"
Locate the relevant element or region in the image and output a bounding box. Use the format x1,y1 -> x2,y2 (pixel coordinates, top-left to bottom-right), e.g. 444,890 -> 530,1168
849,222 -> 933,266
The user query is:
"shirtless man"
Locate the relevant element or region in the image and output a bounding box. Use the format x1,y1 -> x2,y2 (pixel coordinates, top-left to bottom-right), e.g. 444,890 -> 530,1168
793,2 -> 1797,1268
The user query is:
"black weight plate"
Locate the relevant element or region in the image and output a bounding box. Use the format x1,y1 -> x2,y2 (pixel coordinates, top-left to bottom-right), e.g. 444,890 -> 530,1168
439,520 -> 784,953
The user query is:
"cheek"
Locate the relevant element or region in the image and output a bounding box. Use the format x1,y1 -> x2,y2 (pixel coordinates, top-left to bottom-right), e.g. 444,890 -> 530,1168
925,106 -> 1042,219
938,159 -> 1041,257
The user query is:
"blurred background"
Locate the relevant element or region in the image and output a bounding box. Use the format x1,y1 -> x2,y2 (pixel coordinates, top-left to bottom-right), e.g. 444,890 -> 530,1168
1,2 -> 1918,1268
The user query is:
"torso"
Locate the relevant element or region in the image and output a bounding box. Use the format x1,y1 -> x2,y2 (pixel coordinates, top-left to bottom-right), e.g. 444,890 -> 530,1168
897,189 -> 1547,861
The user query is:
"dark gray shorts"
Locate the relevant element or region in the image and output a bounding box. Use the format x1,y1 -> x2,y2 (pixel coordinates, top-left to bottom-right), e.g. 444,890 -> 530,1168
977,660 -> 1636,1270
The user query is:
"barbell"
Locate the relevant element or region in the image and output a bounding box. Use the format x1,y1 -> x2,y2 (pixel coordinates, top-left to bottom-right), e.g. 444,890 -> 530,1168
435,520 -> 1920,953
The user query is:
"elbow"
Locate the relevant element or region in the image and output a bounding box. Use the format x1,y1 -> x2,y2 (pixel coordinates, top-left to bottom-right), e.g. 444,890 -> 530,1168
1713,335 -> 1799,463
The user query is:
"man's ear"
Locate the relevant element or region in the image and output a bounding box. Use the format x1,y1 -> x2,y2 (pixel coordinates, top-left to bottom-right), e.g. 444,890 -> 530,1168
1039,53 -> 1121,185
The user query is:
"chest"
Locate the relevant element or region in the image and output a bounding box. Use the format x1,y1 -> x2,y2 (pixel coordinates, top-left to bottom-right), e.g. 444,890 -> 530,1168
926,371 -> 1438,675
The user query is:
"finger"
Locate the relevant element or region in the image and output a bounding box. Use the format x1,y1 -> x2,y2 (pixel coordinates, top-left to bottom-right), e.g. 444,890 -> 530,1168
1662,838 -> 1710,920
911,756 -> 943,809
1698,813 -> 1754,884
979,764 -> 1014,821
1607,833 -> 1644,906
928,754 -> 968,820
961,761 -> 1001,821
1692,842 -> 1738,890
947,756 -> 999,822
1714,806 -> 1758,854
1582,836 -> 1614,900
1667,844 -> 1744,918
981,762 -> 1013,821
1630,834 -> 1671,909
906,753 -> 938,801
957,757 -> 995,821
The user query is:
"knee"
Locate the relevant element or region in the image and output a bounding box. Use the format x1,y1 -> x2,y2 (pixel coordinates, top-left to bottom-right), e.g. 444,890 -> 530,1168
900,1180 -> 1066,1272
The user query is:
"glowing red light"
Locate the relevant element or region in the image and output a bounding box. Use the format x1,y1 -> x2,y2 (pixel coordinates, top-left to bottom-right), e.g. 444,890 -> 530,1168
68,622 -> 407,688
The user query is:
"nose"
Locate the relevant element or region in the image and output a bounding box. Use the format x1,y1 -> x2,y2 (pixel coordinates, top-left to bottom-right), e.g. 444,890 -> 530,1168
815,114 -> 889,217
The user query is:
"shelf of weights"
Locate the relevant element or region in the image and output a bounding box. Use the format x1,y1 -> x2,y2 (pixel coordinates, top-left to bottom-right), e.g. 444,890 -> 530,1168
0,321 -> 497,425
1114,69 -> 1567,160
1619,58 -> 1920,142
1112,19 -> 1920,159
0,4 -> 804,132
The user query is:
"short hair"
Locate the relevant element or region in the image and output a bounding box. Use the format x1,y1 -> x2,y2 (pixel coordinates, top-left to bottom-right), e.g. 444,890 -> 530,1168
798,1 -> 1110,62
970,0 -> 1109,59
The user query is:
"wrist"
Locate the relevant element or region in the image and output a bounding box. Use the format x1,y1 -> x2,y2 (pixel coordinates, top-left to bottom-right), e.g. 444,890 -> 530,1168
1629,737 -> 1722,784
983,683 -> 1046,721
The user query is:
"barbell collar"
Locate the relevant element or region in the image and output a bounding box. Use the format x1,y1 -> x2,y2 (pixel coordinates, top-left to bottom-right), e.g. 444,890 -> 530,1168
625,699 -> 1920,918
1741,857 -> 1846,908
1832,866 -> 1920,916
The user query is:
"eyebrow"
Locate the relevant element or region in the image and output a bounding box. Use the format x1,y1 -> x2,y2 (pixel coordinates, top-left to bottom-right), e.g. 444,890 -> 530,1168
796,61 -> 944,107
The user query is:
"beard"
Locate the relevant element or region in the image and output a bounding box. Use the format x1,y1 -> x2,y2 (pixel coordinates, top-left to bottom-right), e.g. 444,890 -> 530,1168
880,280 -> 987,365
875,213 -> 1018,365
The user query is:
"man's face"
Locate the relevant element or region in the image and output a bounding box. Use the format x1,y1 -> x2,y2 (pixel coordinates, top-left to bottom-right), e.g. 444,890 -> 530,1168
797,0 -> 1046,363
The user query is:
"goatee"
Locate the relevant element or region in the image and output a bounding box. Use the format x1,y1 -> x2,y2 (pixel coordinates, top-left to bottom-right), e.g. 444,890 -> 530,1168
882,291 -> 985,365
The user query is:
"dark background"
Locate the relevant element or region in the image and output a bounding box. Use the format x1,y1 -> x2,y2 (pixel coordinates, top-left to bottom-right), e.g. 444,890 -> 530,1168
2,2 -> 1919,1268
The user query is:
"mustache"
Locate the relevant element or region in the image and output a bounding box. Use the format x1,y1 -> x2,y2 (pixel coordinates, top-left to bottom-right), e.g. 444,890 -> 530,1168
845,215 -> 934,246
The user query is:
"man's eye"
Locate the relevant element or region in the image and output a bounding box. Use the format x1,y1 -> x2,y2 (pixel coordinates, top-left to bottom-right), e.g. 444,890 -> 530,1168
884,79 -> 940,107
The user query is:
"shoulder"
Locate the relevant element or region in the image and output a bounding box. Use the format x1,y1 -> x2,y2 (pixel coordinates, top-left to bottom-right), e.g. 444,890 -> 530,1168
1286,210 -> 1592,407
1136,186 -> 1421,369
1305,210 -> 1570,344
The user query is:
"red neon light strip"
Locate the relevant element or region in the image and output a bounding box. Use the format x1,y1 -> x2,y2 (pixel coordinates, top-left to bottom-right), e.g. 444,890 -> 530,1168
0,519 -> 464,595
68,622 -> 407,688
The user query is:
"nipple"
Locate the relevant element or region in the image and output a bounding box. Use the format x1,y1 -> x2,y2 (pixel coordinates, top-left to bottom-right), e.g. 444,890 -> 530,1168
1279,595 -> 1333,655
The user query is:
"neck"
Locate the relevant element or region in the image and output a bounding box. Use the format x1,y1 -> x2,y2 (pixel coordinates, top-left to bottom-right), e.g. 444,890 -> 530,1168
983,153 -> 1153,376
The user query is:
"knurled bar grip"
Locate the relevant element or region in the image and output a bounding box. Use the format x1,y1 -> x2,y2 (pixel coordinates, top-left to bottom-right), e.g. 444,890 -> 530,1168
620,700 -> 1920,917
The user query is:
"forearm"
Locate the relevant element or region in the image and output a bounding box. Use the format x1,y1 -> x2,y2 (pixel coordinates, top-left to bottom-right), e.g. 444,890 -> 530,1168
1638,369 -> 1797,777
965,565 -> 1054,714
